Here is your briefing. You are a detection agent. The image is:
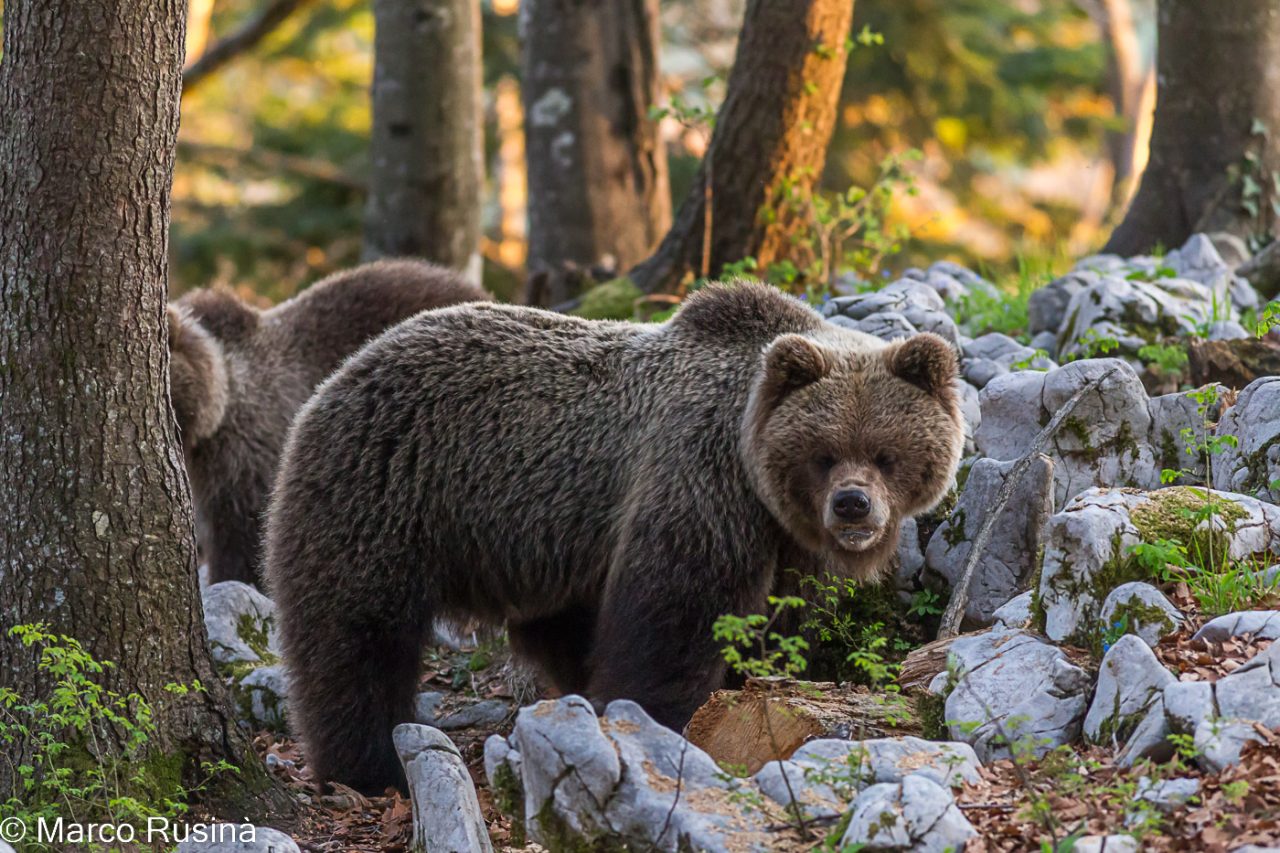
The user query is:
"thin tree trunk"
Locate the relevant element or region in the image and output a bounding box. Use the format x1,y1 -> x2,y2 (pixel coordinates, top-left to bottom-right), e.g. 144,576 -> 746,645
522,0 -> 671,305
0,0 -> 280,815
629,0 -> 856,294
1105,0 -> 1280,255
1094,0 -> 1151,200
363,0 -> 484,284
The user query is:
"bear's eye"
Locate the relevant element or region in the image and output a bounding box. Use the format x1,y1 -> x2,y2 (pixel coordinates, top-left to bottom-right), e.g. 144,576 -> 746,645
816,454 -> 837,472
875,452 -> 897,473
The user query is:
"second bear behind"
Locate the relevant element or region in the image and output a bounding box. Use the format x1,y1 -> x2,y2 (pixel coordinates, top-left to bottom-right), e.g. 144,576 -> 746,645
169,259 -> 489,587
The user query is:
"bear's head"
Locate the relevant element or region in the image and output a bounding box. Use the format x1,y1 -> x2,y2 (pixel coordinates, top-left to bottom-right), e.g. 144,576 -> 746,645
742,329 -> 963,580
167,305 -> 230,449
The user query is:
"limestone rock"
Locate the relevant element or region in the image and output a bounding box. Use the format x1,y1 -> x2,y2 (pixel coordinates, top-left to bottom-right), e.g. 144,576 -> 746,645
1084,635 -> 1175,747
925,456 -> 1054,625
202,581 -> 280,666
992,591 -> 1034,628
943,626 -> 1090,761
394,724 -> 492,853
1213,376 -> 1280,503
839,775 -> 976,853
234,663 -> 289,730
1194,610 -> 1280,642
1099,582 -> 1183,648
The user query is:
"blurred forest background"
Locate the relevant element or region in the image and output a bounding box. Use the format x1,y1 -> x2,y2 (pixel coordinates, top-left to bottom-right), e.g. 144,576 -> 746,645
127,0 -> 1147,304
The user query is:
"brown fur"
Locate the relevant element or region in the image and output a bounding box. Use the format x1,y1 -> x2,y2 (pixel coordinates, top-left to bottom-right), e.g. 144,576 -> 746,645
169,259 -> 489,587
264,281 -> 964,792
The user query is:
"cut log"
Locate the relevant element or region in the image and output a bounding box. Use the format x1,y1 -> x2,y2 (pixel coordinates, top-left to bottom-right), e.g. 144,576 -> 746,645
1188,337 -> 1280,389
685,677 -> 922,774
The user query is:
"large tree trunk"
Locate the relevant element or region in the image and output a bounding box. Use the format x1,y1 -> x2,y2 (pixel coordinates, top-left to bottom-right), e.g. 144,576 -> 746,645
522,0 -> 671,306
1104,0 -> 1280,255
0,0 -> 276,814
629,0 -> 856,294
363,0 -> 484,284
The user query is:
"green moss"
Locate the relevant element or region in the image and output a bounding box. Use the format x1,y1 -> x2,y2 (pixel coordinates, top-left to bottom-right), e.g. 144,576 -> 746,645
942,508 -> 968,547
532,798 -> 631,853
1130,486 -> 1247,553
915,691 -> 948,741
491,760 -> 527,847
1236,436 -> 1280,495
570,278 -> 643,321
235,612 -> 279,665
1159,429 -> 1183,475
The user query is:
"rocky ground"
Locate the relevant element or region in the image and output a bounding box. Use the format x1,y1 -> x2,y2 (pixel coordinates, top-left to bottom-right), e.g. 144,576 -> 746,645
188,234 -> 1280,852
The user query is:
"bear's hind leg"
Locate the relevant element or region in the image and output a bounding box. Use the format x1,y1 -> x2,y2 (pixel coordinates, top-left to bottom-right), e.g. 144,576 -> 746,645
508,605 -> 596,696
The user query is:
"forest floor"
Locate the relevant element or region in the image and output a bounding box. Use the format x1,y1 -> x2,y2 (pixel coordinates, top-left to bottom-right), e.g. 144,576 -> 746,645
255,623 -> 1280,852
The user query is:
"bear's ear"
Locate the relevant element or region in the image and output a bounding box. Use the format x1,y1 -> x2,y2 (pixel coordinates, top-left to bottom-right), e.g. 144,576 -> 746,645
761,334 -> 831,400
885,333 -> 957,396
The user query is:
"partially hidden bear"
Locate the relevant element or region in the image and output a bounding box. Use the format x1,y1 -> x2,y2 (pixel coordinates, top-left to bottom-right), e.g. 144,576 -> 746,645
265,280 -> 965,792
168,259 -> 489,588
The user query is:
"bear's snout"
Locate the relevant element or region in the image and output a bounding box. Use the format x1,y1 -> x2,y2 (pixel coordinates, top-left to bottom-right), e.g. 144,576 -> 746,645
831,488 -> 871,521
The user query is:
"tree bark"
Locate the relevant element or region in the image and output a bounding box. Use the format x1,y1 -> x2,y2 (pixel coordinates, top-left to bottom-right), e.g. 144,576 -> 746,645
629,0 -> 856,294
0,0 -> 278,814
363,0 -> 485,284
521,0 -> 671,305
1104,0 -> 1280,255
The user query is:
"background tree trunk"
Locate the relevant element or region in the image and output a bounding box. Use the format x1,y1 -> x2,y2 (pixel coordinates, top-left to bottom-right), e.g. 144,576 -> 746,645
363,0 -> 484,284
1104,0 -> 1280,255
629,0 -> 856,294
0,0 -> 275,813
522,0 -> 671,306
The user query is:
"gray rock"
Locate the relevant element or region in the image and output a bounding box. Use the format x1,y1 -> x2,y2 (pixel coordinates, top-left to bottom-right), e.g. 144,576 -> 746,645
1099,582 -> 1183,647
1166,233 -> 1258,312
754,737 -> 982,818
851,311 -> 919,342
1134,775 -> 1200,813
894,517 -> 925,592
0,842 -> 14,853
1073,835 -> 1139,853
839,775 -> 976,853
1085,635 -> 1175,747
1038,487 -> 1280,646
961,333 -> 1056,389
1028,270 -> 1092,334
1208,320 -> 1251,340
1213,377 -> 1280,504
993,591 -> 1034,628
414,691 -> 445,726
925,456 -> 1054,625
234,664 -> 289,730
1195,717 -> 1266,772
1117,701 -> 1173,767
1233,847 -> 1280,853
957,379 -> 982,455
1162,681 -> 1216,735
944,626 -> 1090,761
177,826 -> 299,852
394,724 -> 492,853
973,369 -> 1047,462
486,697 -> 777,851
202,581 -> 280,666
1194,610 -> 1280,642
1215,641 -> 1280,728
437,698 -> 512,731
1041,359 -> 1156,504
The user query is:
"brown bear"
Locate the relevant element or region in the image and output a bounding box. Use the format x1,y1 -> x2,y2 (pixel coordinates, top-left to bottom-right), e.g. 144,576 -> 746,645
264,280 -> 964,792
169,259 -> 489,588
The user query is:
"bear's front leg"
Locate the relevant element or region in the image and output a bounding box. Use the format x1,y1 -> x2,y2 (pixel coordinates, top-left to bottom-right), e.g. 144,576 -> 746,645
585,526 -> 774,732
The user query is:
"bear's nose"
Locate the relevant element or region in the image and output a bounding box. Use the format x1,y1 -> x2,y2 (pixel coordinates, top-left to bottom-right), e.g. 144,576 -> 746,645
832,489 -> 872,521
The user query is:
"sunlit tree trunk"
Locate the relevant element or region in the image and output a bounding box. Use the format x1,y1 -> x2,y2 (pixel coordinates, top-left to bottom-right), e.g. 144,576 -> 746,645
363,0 -> 484,284
0,0 -> 277,813
629,0 -> 856,294
1105,0 -> 1280,254
522,0 -> 671,305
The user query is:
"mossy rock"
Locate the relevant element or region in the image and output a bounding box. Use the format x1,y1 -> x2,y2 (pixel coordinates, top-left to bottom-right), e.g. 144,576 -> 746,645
571,278 -> 643,321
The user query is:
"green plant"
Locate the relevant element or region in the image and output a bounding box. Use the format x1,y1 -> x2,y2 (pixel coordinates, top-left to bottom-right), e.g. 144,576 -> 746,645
1257,300 -> 1280,337
1069,328 -> 1119,360
713,596 -> 810,680
1137,343 -> 1189,378
798,575 -> 908,688
907,588 -> 944,618
767,150 -> 921,298
0,625 -> 235,852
